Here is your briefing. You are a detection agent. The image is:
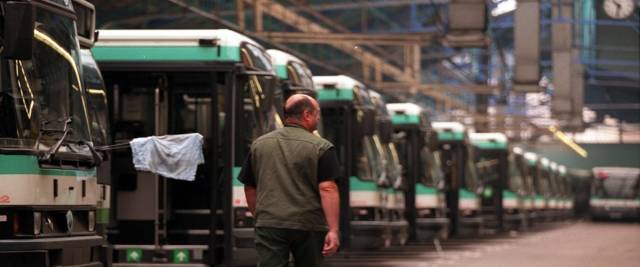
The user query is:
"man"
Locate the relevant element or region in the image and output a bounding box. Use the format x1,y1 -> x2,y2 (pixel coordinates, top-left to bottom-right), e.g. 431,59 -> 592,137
238,94 -> 341,267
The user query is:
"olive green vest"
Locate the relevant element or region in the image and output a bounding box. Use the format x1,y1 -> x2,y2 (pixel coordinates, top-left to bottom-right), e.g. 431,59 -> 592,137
250,125 -> 334,231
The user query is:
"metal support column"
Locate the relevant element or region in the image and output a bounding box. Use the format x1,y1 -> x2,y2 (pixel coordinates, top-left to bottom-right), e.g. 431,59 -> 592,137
236,0 -> 245,31
495,151 -> 507,232
254,0 -> 263,33
405,129 -> 418,242
208,72 -> 220,266
341,106 -> 353,249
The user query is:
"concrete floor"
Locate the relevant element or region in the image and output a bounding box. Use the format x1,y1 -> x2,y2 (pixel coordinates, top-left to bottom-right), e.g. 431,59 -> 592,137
325,221 -> 640,267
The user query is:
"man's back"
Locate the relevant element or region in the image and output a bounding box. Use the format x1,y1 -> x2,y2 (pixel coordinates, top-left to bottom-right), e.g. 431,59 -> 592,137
240,94 -> 341,266
250,125 -> 334,231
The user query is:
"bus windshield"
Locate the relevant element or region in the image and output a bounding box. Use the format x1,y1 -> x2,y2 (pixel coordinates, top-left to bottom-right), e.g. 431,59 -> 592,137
464,145 -> 480,191
592,173 -> 640,199
1,4 -> 91,154
81,50 -> 109,146
384,143 -> 403,188
289,62 -> 314,90
508,155 -> 525,193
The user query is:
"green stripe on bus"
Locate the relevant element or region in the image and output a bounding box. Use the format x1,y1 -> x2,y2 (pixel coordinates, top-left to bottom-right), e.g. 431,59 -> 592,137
92,46 -> 241,62
503,190 -> 517,199
459,188 -> 476,199
317,88 -> 354,101
350,176 -> 377,191
437,131 -> 464,141
275,65 -> 288,79
232,166 -> 242,186
97,208 -> 110,224
416,184 -> 437,195
391,114 -> 420,125
472,141 -> 507,150
0,155 -> 96,176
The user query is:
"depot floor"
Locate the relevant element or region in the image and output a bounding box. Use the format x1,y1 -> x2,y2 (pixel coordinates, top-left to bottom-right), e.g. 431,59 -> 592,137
325,221 -> 640,267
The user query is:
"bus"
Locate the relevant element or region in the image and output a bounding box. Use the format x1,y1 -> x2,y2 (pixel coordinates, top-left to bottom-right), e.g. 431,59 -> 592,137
548,161 -> 562,220
266,48 -> 321,136
313,75 -> 390,249
557,165 -> 573,218
93,29 -> 281,266
370,92 -> 407,246
266,49 -> 315,100
590,167 -> 640,221
538,157 -> 554,221
0,0 -> 107,266
387,103 -> 449,242
469,132 -> 526,231
431,122 -> 482,236
510,147 -> 535,229
523,152 -> 545,223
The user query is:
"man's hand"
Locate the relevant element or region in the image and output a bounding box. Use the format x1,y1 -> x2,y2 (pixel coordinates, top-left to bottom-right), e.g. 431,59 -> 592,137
322,231 -> 340,257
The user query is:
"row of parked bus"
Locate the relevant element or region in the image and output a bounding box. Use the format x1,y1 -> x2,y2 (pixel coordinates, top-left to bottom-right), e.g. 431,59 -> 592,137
86,28 -> 583,266
2,2 -> 636,266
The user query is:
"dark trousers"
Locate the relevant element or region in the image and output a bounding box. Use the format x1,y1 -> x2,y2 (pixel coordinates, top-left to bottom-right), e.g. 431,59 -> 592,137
255,227 -> 326,267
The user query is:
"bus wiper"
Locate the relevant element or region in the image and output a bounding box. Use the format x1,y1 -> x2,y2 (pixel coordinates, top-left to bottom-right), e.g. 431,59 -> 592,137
38,117 -> 72,162
76,140 -> 103,166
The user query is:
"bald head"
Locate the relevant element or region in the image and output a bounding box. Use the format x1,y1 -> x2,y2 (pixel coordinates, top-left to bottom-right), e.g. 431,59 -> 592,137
284,94 -> 321,132
285,94 -> 318,119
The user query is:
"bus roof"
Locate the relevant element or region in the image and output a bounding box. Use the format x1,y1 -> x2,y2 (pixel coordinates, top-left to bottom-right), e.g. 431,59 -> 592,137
512,146 -> 524,155
93,29 -> 262,62
550,161 -> 558,171
387,103 -> 422,125
387,103 -> 423,116
96,29 -> 260,47
266,49 -> 308,80
313,75 -> 365,90
431,122 -> 465,133
266,49 -> 304,66
558,165 -> 567,175
524,152 -> 538,165
540,157 -> 550,168
469,132 -> 508,150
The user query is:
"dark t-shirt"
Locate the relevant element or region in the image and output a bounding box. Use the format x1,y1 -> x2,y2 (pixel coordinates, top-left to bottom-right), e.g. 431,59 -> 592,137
238,147 -> 340,187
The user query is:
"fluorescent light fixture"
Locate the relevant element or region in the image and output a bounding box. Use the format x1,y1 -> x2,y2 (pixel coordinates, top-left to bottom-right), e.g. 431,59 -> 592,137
548,126 -> 588,158
491,0 -> 516,17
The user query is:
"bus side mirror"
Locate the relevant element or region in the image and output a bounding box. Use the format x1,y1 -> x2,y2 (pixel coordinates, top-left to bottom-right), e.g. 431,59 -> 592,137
2,1 -> 34,59
72,0 -> 96,48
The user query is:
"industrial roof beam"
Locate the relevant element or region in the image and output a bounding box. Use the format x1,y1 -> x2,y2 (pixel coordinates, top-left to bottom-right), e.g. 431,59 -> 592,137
167,0 -> 357,78
243,0 -> 415,83
287,0 -> 449,11
256,31 -> 434,46
378,82 -> 499,95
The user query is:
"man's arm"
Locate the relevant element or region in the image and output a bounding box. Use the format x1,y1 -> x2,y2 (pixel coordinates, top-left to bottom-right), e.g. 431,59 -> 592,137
244,185 -> 257,215
238,151 -> 257,215
319,180 -> 340,256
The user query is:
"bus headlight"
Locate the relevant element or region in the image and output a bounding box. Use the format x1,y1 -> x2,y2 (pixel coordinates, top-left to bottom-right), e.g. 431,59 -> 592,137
88,211 -> 95,232
33,212 -> 42,235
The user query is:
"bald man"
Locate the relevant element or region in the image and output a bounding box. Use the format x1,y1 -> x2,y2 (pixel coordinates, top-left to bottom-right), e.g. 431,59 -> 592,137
238,94 -> 341,267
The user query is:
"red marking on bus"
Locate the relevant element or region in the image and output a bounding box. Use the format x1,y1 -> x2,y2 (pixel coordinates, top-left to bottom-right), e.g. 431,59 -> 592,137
0,195 -> 10,204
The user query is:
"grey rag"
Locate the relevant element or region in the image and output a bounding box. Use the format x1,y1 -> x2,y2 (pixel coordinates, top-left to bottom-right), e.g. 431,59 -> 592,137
130,133 -> 204,181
